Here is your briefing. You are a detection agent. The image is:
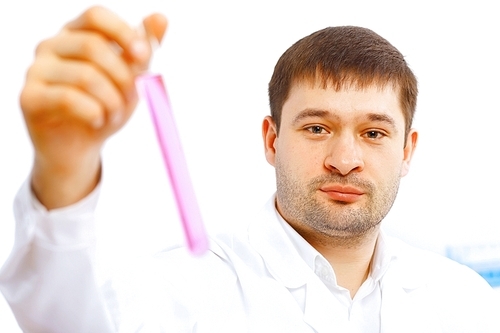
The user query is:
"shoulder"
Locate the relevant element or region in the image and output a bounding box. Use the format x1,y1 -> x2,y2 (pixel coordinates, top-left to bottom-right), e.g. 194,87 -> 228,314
387,235 -> 489,288
384,235 -> 499,332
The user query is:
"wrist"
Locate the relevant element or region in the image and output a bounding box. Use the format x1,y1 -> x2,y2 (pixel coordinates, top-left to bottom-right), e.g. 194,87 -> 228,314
31,150 -> 101,210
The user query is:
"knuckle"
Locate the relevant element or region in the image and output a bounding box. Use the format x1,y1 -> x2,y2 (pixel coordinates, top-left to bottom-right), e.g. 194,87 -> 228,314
24,62 -> 38,80
20,83 -> 47,119
56,88 -> 76,111
19,85 -> 36,114
34,38 -> 53,55
107,93 -> 124,112
75,66 -> 96,88
115,70 -> 134,91
26,55 -> 51,78
80,6 -> 106,26
79,36 -> 102,59
95,83 -> 123,113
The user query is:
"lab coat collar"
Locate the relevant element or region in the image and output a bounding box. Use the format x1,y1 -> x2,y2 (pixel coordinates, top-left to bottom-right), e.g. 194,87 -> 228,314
379,234 -> 430,290
247,195 -> 309,289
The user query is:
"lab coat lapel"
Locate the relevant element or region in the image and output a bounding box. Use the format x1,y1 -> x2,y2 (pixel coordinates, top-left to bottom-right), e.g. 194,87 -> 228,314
248,198 -> 345,332
246,203 -> 319,331
379,261 -> 441,333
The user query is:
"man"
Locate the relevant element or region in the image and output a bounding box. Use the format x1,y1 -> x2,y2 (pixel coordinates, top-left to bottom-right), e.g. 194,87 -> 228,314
0,6 -> 497,333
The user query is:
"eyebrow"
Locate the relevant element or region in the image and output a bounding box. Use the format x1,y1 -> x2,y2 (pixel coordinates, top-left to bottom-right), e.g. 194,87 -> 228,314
366,113 -> 398,133
292,109 -> 399,132
291,108 -> 339,125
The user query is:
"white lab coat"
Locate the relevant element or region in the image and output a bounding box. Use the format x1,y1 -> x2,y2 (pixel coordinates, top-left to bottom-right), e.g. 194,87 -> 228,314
0,181 -> 498,332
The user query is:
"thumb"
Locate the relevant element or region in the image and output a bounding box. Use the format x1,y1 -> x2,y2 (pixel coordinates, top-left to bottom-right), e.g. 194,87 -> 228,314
143,13 -> 168,48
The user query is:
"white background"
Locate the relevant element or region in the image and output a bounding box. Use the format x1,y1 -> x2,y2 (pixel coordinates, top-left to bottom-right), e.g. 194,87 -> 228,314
1,0 -> 499,330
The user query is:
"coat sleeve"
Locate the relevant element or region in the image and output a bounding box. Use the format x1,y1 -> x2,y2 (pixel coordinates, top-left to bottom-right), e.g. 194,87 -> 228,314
0,180 -> 117,333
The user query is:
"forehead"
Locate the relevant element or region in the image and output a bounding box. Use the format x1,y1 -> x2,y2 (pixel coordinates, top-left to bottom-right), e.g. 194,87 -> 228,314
282,80 -> 405,126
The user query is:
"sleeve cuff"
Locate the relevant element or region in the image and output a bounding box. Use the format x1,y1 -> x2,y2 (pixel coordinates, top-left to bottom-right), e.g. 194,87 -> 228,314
14,178 -> 101,249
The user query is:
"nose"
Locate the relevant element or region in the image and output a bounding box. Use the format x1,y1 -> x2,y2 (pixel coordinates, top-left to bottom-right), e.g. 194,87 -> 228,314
324,134 -> 364,176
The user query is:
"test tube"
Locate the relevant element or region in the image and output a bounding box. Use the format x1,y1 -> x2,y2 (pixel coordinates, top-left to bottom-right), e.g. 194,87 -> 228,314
136,73 -> 209,255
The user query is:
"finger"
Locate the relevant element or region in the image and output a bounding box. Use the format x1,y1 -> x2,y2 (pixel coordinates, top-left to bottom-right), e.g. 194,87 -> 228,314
37,30 -> 135,100
21,82 -> 105,129
65,6 -> 150,64
31,55 -> 126,125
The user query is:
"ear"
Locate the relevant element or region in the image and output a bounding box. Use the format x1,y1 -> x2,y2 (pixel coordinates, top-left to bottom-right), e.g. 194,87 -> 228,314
400,128 -> 418,177
262,116 -> 278,166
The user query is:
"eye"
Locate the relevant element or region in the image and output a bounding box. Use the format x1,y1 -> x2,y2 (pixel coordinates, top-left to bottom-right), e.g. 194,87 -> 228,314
364,130 -> 386,140
306,125 -> 328,135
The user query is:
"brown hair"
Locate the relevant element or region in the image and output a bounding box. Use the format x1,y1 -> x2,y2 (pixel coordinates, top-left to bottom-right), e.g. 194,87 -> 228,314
268,26 -> 418,137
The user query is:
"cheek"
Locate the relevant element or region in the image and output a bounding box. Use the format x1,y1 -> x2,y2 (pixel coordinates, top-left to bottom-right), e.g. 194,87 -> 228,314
381,154 -> 405,181
275,145 -> 313,182
365,147 -> 404,175
278,139 -> 326,171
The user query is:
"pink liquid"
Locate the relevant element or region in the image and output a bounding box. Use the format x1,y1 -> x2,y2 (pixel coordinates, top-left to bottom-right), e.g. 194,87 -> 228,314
136,74 -> 208,255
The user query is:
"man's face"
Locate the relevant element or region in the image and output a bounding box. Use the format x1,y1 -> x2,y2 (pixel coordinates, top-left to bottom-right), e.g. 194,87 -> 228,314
263,81 -> 417,245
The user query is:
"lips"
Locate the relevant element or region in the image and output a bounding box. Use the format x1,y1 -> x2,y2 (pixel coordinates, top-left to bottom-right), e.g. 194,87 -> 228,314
319,185 -> 365,203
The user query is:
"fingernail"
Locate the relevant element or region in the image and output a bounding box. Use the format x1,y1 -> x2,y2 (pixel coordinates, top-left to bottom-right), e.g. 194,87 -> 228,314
110,111 -> 123,127
92,116 -> 105,129
130,39 -> 149,61
126,89 -> 138,105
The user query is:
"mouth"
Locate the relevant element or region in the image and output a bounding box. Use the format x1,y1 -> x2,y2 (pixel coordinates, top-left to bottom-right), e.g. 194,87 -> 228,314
319,185 -> 365,203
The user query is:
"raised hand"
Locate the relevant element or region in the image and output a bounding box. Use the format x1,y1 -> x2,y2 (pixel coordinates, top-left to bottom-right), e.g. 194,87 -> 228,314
20,6 -> 167,209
